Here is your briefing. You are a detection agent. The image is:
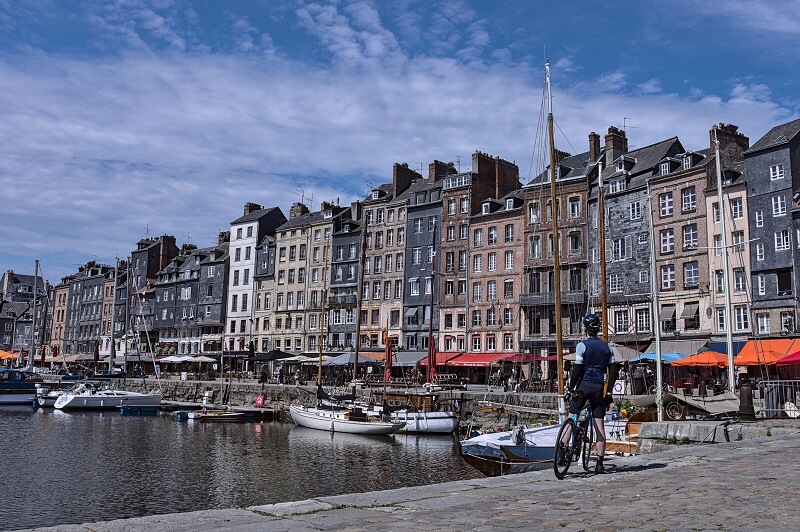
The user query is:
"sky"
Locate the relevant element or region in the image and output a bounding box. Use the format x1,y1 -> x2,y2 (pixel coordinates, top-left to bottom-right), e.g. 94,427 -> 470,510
1,0 -> 799,285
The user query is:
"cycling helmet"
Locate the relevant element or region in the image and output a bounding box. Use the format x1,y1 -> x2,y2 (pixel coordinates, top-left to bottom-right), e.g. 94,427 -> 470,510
583,313 -> 601,334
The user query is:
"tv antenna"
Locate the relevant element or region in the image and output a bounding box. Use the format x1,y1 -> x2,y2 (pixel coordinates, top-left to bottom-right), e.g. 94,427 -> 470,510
454,155 -> 464,172
293,189 -> 314,209
144,224 -> 151,238
622,117 -> 638,133
184,232 -> 192,245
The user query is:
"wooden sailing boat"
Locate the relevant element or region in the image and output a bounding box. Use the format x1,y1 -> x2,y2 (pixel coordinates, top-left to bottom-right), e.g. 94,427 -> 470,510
290,231 -> 405,434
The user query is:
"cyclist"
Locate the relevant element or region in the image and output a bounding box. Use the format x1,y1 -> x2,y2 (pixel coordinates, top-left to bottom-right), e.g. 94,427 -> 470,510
563,313 -> 620,473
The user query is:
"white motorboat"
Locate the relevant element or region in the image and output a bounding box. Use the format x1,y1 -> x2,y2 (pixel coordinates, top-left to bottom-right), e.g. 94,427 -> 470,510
289,404 -> 405,435
53,382 -> 161,411
459,424 -> 560,476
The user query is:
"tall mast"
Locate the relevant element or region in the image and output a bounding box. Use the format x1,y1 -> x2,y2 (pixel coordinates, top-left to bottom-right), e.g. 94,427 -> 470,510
597,162 -> 609,341
646,184 -> 664,422
28,259 -> 39,369
546,60 -> 565,420
108,257 -> 119,373
317,243 -> 329,387
427,224 -> 438,384
713,129 -> 736,393
352,220 -> 367,386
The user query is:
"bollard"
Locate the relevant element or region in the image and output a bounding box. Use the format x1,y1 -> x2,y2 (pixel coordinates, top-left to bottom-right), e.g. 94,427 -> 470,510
739,384 -> 756,421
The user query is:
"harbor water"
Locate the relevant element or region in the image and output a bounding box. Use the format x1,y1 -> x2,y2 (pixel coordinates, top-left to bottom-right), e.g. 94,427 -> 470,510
2,406 -> 480,531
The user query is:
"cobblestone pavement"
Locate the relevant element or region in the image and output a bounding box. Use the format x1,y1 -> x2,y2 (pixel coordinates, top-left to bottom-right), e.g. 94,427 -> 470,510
27,431 -> 800,532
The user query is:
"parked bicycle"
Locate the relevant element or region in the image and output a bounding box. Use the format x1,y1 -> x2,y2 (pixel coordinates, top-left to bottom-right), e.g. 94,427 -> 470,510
553,390 -> 596,479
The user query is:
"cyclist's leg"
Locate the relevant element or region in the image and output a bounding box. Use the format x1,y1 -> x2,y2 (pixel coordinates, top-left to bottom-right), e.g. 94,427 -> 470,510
561,396 -> 583,444
593,416 -> 606,456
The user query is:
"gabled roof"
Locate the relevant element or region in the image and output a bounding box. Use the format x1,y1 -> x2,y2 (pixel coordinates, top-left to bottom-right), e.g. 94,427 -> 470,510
231,206 -> 282,225
746,118 -> 800,154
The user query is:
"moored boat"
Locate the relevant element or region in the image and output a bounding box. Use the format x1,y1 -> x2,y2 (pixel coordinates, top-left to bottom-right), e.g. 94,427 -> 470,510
459,424 -> 560,476
186,410 -> 247,422
53,382 -> 161,411
0,368 -> 44,405
34,385 -> 67,408
289,404 -> 405,435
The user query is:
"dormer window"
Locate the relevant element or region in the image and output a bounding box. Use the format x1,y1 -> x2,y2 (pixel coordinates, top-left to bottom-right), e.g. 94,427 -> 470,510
343,224 -> 350,232
683,156 -> 692,170
482,203 -> 490,214
616,161 -> 624,172
371,191 -> 379,199
323,210 -> 332,219
506,199 -> 514,210
660,162 -> 670,175
609,178 -> 626,194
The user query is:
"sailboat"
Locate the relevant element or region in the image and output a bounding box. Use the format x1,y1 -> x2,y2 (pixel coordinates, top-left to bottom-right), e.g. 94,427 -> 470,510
459,60 -> 564,475
289,234 -> 405,435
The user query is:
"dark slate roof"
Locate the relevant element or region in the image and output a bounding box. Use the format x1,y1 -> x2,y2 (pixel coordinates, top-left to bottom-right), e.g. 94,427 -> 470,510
231,206 -> 282,225
276,209 -> 325,231
526,150 -> 592,187
746,118 -> 800,154
362,183 -> 394,204
276,205 -> 347,231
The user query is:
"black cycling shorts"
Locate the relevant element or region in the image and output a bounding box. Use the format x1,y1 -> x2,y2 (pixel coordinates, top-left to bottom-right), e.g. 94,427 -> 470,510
569,380 -> 607,419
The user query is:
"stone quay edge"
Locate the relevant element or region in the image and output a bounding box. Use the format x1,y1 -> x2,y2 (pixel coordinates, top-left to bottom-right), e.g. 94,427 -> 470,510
23,427 -> 800,532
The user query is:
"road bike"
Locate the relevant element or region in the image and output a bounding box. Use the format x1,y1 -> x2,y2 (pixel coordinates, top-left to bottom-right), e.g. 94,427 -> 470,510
553,390 -> 596,479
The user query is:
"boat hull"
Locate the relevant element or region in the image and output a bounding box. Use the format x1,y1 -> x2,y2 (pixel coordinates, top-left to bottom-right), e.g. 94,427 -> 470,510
187,410 -> 246,422
289,405 -> 404,435
459,424 -> 559,477
0,391 -> 38,405
390,411 -> 457,434
54,390 -> 161,411
0,369 -> 43,404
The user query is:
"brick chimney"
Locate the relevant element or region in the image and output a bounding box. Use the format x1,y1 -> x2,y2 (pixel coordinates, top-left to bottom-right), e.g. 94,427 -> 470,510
589,132 -> 601,163
428,160 -> 456,182
243,202 -> 262,216
393,163 -> 421,196
710,123 -> 749,170
217,231 -> 230,247
289,202 -> 309,219
604,127 -> 628,167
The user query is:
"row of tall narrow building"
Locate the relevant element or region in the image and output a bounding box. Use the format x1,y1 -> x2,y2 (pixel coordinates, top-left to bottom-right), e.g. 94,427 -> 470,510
3,117 -> 799,363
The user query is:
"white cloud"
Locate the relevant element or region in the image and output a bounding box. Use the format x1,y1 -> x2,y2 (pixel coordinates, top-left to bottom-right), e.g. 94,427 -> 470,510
1,2 -> 798,283
637,79 -> 662,95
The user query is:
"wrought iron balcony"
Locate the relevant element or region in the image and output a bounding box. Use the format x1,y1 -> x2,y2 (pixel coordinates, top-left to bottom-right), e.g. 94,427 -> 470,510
328,294 -> 358,307
520,290 -> 586,306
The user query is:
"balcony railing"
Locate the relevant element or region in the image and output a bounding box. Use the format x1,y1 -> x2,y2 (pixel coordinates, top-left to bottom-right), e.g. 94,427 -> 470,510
328,294 -> 358,306
520,290 -> 585,306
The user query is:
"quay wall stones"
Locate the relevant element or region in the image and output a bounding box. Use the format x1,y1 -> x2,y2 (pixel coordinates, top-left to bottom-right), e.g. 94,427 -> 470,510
636,419 -> 800,453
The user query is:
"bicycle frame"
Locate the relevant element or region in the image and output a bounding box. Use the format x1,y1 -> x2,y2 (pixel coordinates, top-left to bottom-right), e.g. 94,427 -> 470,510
554,392 -> 597,479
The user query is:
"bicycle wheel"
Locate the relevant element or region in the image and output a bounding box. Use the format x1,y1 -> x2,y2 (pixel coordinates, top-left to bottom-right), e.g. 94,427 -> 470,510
554,419 -> 576,480
581,417 -> 595,471
665,401 -> 683,420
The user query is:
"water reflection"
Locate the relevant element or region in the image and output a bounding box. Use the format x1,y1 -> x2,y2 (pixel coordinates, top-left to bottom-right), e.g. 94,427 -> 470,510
1,408 -> 479,530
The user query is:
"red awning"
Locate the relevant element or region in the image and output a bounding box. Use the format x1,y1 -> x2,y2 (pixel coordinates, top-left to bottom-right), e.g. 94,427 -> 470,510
420,352 -> 461,366
447,352 -> 516,367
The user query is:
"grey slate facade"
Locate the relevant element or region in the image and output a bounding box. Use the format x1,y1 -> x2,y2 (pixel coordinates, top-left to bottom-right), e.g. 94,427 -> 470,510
402,178 -> 443,351
746,118 -> 800,334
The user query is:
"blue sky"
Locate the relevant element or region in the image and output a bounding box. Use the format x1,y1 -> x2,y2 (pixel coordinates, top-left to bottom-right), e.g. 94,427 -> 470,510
1,0 -> 798,284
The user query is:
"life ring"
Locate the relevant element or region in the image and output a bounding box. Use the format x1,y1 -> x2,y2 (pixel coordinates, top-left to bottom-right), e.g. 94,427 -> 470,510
255,394 -> 265,408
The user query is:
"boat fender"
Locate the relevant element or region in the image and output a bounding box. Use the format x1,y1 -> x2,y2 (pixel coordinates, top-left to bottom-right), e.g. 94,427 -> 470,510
511,425 -> 525,446
255,394 -> 265,408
